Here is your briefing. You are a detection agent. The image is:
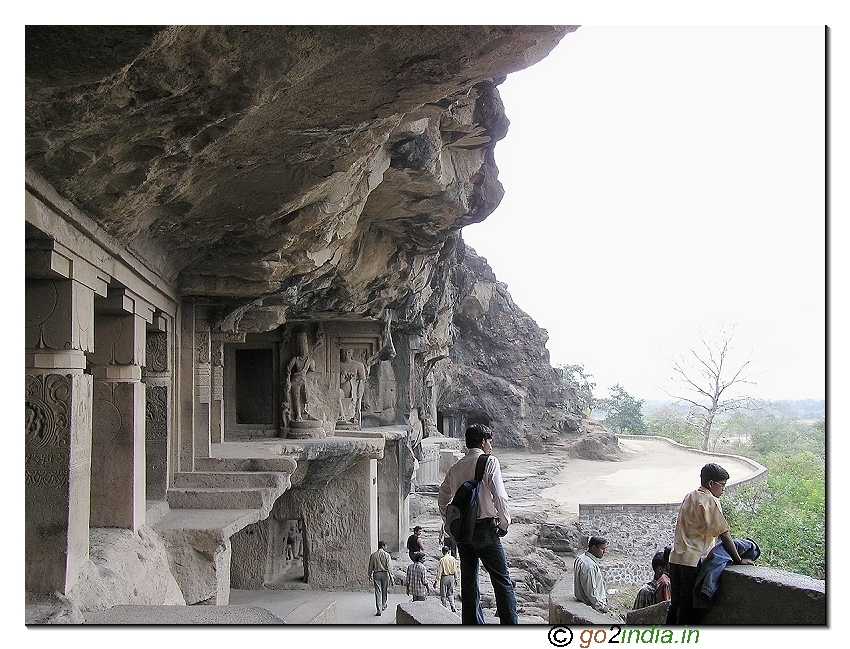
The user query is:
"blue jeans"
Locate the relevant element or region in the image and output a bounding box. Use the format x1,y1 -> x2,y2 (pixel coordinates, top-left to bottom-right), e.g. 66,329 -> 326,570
458,520 -> 518,624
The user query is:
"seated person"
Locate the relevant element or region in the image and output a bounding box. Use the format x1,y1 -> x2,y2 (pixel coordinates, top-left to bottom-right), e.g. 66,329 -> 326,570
633,547 -> 671,609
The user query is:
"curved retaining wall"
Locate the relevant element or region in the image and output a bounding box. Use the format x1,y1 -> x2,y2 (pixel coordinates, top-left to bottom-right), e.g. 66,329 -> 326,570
578,436 -> 768,585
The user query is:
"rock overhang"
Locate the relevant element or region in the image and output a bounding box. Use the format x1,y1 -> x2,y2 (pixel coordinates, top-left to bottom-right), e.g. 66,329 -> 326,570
25,25 -> 577,327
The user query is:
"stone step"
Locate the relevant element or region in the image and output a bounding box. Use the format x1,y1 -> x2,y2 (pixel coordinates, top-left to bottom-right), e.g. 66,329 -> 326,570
166,486 -> 280,510
195,456 -> 297,474
172,471 -> 289,490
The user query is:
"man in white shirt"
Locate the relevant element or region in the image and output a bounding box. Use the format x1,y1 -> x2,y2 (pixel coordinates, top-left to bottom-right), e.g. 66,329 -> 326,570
574,536 -> 609,612
438,424 -> 518,624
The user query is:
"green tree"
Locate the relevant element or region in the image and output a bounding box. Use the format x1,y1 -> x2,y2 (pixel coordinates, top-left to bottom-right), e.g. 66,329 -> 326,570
725,450 -> 825,578
645,407 -> 701,447
558,363 -> 597,415
599,384 -> 647,435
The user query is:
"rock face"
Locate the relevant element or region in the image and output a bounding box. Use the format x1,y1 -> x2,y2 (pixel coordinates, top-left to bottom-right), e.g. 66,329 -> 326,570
25,26 -> 617,615
26,25 -> 582,444
26,26 -> 574,306
433,242 -> 571,447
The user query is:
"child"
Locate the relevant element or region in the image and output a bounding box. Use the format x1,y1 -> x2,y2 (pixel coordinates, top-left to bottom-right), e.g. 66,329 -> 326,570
666,463 -> 754,624
633,547 -> 671,609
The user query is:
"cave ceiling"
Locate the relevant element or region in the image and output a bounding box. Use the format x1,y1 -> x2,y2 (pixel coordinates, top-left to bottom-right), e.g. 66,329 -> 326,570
25,25 -> 576,329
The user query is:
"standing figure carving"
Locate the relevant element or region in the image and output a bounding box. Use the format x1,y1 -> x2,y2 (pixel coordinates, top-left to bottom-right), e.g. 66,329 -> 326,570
338,348 -> 367,427
284,331 -> 316,424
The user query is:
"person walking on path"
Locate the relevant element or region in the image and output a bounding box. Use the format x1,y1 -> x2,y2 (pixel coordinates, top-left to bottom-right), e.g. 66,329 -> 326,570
666,463 -> 754,625
406,551 -> 430,602
367,540 -> 394,616
433,545 -> 459,612
574,536 -> 610,613
407,525 -> 425,562
438,423 -> 518,624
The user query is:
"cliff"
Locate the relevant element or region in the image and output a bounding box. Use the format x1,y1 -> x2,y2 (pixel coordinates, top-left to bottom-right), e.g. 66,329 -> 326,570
26,25 -> 585,447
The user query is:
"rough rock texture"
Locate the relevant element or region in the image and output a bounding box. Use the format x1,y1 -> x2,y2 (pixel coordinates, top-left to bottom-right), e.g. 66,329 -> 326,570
26,26 -> 574,308
564,424 -> 624,461
434,243 -> 571,447
26,25 -> 587,448
65,527 -> 186,612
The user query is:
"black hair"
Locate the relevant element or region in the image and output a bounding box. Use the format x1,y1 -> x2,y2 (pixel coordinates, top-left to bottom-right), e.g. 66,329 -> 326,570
465,423 -> 493,449
378,540 -> 387,549
588,536 -> 607,549
442,546 -> 450,555
414,551 -> 426,562
700,463 -> 730,486
652,546 -> 671,570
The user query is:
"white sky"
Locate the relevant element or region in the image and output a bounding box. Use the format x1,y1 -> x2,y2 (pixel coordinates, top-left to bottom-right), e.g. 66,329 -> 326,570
463,25 -> 826,401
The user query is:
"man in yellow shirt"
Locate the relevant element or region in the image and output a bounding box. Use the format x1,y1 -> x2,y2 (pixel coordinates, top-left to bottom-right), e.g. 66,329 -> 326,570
666,463 -> 755,624
433,545 -> 459,612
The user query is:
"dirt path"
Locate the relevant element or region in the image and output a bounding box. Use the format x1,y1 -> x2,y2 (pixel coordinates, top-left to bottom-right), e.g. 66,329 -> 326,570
498,436 -> 761,518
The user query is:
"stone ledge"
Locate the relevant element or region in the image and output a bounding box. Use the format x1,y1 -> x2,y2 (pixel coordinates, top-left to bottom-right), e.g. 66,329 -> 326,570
396,599 -> 461,624
701,566 -> 825,625
549,574 -> 621,625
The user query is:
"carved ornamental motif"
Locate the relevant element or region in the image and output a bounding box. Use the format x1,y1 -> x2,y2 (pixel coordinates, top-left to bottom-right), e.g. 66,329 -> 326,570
145,385 -> 168,440
146,331 -> 168,372
25,374 -> 71,488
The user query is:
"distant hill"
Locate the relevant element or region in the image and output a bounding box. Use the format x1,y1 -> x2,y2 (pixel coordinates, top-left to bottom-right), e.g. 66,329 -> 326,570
641,398 -> 825,421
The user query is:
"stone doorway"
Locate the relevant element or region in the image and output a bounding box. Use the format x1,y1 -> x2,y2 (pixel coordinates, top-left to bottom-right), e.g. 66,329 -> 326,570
266,517 -> 308,587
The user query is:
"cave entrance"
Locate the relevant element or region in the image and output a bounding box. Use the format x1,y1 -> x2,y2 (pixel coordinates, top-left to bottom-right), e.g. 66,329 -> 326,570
267,517 -> 308,586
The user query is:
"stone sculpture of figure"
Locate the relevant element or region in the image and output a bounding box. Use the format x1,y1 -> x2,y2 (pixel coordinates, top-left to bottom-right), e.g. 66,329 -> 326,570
338,348 -> 367,425
284,331 -> 316,422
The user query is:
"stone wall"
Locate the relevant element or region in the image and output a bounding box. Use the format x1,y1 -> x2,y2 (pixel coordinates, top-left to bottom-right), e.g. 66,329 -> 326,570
552,565 -> 825,625
413,440 -> 440,486
578,437 -> 769,585
579,503 -> 679,585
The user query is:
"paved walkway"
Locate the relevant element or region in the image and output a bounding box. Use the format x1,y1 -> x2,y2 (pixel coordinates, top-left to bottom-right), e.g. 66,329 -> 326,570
228,436 -> 764,625
229,588 -> 463,625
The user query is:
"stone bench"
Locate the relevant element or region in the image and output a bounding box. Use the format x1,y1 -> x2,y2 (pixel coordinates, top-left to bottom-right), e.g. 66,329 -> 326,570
548,575 -> 622,625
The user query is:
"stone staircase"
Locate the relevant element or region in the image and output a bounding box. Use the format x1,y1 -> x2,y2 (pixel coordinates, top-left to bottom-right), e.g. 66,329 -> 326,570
167,470 -> 290,510
149,445 -> 298,607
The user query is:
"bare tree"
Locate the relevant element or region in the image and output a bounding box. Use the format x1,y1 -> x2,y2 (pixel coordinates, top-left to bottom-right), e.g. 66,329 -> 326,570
666,324 -> 757,451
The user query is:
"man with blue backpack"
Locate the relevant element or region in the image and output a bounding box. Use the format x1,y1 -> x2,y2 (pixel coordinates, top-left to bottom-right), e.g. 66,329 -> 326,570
438,424 -> 518,624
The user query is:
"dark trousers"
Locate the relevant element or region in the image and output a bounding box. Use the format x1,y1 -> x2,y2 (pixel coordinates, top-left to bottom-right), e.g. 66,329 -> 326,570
667,562 -> 705,625
457,519 -> 518,624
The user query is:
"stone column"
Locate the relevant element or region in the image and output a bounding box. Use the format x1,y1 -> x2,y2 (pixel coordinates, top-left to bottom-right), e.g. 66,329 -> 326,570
25,263 -> 104,594
195,328 -> 212,457
88,288 -> 153,531
144,314 -> 171,501
210,339 -> 224,444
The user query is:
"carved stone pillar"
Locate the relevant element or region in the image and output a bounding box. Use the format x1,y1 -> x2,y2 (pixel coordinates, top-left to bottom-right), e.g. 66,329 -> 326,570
195,328 -> 212,457
25,275 -> 99,595
210,339 -> 224,444
88,288 -> 153,531
144,314 -> 171,501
